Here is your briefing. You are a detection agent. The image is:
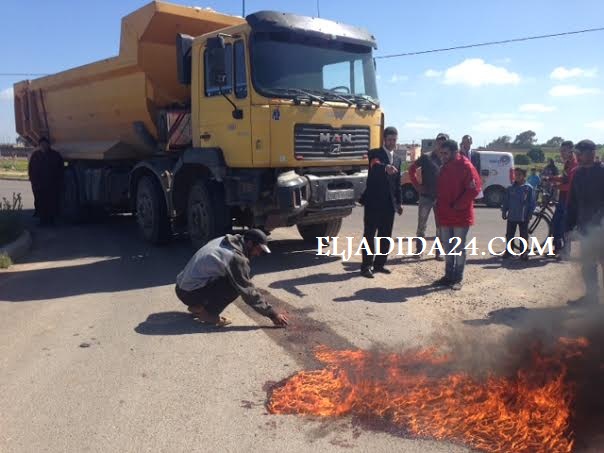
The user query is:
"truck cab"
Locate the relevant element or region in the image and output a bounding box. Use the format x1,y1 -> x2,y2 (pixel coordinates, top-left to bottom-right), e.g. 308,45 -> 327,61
174,11 -> 381,246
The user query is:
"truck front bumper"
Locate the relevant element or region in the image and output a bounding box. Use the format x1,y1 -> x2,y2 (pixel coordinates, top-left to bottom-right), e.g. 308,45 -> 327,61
269,170 -> 367,227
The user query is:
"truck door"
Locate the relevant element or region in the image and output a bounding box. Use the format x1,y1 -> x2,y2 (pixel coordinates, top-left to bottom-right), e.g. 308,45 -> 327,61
199,38 -> 252,167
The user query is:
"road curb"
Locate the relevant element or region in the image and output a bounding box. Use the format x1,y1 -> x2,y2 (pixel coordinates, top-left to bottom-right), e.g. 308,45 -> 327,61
0,176 -> 29,182
0,229 -> 32,263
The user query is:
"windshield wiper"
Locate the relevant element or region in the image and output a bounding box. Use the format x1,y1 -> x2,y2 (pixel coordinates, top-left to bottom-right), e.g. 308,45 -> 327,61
319,90 -> 354,106
271,87 -> 325,104
352,95 -> 379,108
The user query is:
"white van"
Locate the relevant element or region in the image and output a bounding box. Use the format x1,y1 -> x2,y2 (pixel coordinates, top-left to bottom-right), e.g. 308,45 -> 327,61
469,150 -> 515,207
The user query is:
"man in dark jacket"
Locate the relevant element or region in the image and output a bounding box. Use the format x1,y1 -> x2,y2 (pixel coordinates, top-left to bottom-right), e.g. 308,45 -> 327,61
566,140 -> 604,306
547,140 -> 578,258
359,126 -> 404,278
433,139 -> 482,290
28,137 -> 64,226
408,133 -> 444,259
175,229 -> 289,327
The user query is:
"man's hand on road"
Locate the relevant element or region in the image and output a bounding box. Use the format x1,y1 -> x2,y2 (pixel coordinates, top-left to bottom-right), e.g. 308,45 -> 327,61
271,312 -> 289,327
397,205 -> 404,215
385,164 -> 398,176
502,212 -> 508,220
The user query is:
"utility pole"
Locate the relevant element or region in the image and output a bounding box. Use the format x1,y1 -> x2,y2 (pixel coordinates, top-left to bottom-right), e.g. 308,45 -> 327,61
316,0 -> 320,17
242,0 -> 245,17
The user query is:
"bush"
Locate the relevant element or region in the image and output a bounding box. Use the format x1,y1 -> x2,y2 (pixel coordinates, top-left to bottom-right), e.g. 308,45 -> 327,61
0,254 -> 12,269
514,154 -> 531,165
0,193 -> 24,247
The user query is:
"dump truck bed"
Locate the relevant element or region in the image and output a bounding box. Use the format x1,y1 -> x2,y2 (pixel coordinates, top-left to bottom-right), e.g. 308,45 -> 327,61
13,1 -> 244,160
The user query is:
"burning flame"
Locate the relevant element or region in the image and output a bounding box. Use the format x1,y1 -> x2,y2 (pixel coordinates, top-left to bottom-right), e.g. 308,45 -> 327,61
268,338 -> 590,453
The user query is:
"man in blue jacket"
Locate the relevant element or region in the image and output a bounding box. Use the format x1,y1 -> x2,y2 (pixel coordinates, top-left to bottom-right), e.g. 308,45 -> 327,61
501,168 -> 536,260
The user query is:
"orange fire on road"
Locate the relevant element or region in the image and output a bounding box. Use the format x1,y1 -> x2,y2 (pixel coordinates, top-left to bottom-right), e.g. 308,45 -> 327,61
268,338 -> 591,453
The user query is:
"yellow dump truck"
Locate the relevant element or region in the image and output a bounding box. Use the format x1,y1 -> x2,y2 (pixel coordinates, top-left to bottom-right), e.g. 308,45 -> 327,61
14,1 -> 382,248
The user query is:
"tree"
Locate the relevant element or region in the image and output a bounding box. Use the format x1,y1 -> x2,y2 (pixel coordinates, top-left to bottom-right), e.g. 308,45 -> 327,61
544,136 -> 564,147
513,130 -> 537,147
487,135 -> 511,148
15,136 -> 29,147
514,154 -> 531,165
527,147 -> 545,163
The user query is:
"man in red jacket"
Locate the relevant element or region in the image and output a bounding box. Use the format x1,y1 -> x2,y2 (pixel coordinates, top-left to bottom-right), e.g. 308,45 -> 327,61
433,139 -> 482,290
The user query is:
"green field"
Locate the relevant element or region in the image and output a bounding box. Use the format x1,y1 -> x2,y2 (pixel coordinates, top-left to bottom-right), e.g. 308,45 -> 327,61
0,158 -> 28,173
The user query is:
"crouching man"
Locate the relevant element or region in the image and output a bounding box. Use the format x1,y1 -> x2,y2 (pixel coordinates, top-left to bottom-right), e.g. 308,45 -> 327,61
175,229 -> 289,327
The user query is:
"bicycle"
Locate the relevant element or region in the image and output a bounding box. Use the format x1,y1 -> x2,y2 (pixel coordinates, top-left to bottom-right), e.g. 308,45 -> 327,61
509,183 -> 554,254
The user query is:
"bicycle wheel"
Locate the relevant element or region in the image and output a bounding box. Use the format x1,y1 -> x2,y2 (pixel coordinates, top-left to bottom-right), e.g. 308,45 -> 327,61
510,210 -> 553,253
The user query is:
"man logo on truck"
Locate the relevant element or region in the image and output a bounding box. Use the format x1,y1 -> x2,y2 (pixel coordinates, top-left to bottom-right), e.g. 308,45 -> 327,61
319,133 -> 353,144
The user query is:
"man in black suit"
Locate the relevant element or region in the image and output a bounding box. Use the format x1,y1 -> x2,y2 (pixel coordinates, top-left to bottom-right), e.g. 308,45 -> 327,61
359,126 -> 404,278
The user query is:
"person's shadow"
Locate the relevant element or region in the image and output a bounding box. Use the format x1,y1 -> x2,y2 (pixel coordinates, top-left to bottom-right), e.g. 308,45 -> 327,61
134,312 -> 271,335
334,284 -> 442,303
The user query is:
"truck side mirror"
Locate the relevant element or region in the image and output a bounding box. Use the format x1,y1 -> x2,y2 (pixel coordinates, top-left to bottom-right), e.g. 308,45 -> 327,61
176,34 -> 193,85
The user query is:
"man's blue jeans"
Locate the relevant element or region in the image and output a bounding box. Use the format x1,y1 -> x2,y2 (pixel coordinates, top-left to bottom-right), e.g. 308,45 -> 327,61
439,226 -> 470,283
552,201 -> 567,250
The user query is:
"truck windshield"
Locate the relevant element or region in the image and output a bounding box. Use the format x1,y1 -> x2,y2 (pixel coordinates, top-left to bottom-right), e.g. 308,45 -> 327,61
251,32 -> 379,104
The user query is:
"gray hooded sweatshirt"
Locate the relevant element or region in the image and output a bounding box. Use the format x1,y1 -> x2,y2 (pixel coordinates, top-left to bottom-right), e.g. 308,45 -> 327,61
176,234 -> 276,317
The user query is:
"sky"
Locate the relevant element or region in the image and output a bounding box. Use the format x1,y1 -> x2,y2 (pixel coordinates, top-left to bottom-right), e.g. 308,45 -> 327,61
1,0 -> 603,146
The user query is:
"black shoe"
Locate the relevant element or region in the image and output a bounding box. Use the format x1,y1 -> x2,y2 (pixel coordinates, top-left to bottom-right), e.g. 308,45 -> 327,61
431,276 -> 452,287
502,251 -> 511,259
521,254 -> 529,262
435,254 -> 445,262
373,267 -> 391,275
361,268 -> 374,279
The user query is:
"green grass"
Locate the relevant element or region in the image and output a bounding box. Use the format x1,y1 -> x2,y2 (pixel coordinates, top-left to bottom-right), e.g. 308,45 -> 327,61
0,254 -> 12,269
0,158 -> 28,173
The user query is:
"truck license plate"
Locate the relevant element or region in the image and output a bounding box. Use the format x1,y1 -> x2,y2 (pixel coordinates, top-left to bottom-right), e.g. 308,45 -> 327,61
326,189 -> 354,201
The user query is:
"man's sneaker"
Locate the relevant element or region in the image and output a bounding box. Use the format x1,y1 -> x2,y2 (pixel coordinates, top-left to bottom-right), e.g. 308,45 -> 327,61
361,268 -> 374,279
450,281 -> 463,291
373,267 -> 392,275
431,276 -> 452,287
502,251 -> 511,260
435,254 -> 445,262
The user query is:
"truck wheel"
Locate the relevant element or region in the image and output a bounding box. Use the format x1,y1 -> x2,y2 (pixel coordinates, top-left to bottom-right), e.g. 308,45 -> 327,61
484,186 -> 505,208
401,184 -> 419,204
136,175 -> 171,245
297,218 -> 343,243
187,180 -> 219,250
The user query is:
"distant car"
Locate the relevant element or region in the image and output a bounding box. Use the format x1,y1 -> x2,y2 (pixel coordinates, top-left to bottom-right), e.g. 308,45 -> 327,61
400,150 -> 514,207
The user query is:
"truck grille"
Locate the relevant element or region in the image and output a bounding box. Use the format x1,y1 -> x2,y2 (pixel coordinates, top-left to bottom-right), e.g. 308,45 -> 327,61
294,124 -> 370,160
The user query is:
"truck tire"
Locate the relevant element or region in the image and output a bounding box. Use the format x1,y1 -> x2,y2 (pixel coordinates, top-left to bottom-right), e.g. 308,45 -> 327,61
297,218 -> 343,243
401,184 -> 419,204
187,179 -> 224,250
484,186 -> 505,208
136,175 -> 171,245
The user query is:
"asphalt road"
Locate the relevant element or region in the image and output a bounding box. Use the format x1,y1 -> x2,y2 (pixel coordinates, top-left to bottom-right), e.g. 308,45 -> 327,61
0,180 -> 588,453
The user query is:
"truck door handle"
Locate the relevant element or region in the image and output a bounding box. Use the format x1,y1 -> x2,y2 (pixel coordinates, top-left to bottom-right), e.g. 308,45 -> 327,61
201,133 -> 211,141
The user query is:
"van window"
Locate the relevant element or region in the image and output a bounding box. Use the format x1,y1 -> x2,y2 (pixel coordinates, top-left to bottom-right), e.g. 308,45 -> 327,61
205,43 -> 233,97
